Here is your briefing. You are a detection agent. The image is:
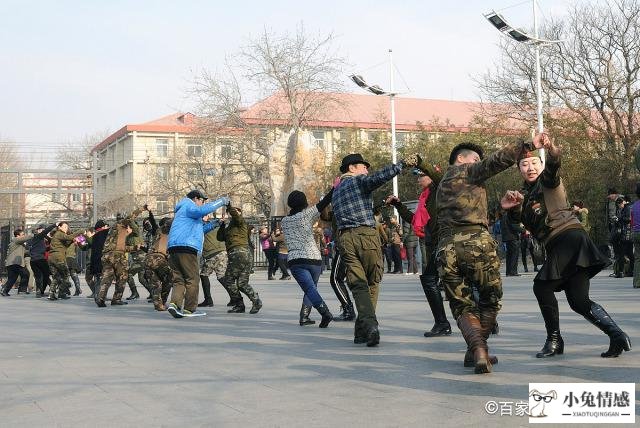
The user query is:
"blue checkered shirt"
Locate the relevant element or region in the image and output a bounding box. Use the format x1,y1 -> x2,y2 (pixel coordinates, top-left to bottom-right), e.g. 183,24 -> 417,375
332,164 -> 403,230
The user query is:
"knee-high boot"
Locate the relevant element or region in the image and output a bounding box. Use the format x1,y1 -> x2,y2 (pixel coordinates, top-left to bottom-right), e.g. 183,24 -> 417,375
71,273 -> 82,296
299,304 -> 315,325
457,312 -> 492,374
536,304 -> 564,358
420,275 -> 452,337
198,276 -> 213,307
583,302 -> 631,358
464,309 -> 499,367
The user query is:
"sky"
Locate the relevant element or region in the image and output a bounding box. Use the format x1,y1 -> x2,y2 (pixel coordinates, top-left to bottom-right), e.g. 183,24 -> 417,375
0,0 -> 579,151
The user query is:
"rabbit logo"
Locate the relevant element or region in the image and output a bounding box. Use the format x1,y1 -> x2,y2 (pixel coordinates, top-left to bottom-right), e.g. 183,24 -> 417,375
529,389 -> 557,417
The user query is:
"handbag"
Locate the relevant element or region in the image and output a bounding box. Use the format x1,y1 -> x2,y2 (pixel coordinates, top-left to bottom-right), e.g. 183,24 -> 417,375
531,238 -> 545,265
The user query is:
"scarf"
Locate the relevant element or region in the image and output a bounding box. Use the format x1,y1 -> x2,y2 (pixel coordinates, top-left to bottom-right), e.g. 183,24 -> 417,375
411,187 -> 431,238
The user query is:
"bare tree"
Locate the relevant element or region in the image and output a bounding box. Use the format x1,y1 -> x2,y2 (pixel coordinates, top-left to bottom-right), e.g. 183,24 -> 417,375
476,0 -> 640,180
189,25 -> 347,216
0,141 -> 22,223
56,131 -> 109,170
50,131 -> 109,215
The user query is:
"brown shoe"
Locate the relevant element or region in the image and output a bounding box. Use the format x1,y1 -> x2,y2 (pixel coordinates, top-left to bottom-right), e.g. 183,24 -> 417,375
154,304 -> 166,311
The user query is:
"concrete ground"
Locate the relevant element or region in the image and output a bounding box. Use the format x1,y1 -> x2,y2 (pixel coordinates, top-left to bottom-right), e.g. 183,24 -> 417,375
0,269 -> 638,427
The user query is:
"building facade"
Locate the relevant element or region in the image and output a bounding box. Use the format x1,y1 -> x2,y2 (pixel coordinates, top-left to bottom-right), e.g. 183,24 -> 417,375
92,93 -> 486,217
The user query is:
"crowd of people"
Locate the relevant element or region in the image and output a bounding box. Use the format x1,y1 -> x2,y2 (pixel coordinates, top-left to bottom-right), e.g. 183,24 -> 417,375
1,133 -> 633,374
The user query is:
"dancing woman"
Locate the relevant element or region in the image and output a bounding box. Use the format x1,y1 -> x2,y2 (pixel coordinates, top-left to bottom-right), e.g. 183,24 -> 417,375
281,189 -> 334,327
501,133 -> 631,358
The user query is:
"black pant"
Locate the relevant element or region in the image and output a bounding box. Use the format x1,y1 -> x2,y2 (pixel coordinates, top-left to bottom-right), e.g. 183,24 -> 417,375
504,240 -> 520,275
3,265 -> 29,292
384,246 -> 393,271
263,249 -> 277,277
329,250 -> 351,307
30,259 -> 51,294
391,244 -> 403,273
533,269 -> 592,333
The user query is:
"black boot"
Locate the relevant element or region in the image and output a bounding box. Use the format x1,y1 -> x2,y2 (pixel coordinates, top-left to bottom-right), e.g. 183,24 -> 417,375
333,303 -> 355,321
249,294 -> 262,314
536,330 -> 564,358
72,274 -> 82,296
126,290 -> 139,300
227,297 -> 245,313
420,275 -> 452,337
535,303 -> 564,358
199,276 -> 213,307
198,297 -> 213,307
584,302 -> 632,358
299,304 -> 315,326
314,302 -> 333,328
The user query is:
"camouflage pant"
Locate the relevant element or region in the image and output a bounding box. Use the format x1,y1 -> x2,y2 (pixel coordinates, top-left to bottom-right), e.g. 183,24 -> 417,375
437,228 -> 502,320
200,251 -> 228,280
98,251 -> 129,302
145,252 -> 172,308
48,260 -> 71,298
128,250 -> 149,291
224,248 -> 257,303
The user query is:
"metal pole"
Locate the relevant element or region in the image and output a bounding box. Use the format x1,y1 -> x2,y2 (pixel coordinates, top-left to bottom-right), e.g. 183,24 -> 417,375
389,49 -> 398,197
533,0 -> 545,161
92,152 -> 98,226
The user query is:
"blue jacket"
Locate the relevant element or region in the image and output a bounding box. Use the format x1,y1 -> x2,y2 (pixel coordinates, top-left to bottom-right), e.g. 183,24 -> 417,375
168,196 -> 228,253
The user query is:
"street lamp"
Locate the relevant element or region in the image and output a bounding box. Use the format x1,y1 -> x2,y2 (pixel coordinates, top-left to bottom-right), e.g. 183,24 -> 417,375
350,49 -> 399,197
484,3 -> 562,160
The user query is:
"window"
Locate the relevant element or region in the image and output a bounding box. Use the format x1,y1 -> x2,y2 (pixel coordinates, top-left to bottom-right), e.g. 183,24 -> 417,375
72,193 -> 82,202
220,141 -> 233,160
156,199 -> 169,214
156,165 -> 169,181
187,140 -> 202,157
312,130 -> 326,149
51,193 -> 59,203
186,166 -> 200,178
156,139 -> 168,157
367,130 -> 383,143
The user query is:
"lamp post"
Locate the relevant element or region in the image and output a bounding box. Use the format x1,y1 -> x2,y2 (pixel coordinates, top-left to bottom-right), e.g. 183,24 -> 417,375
484,2 -> 562,161
350,49 -> 399,197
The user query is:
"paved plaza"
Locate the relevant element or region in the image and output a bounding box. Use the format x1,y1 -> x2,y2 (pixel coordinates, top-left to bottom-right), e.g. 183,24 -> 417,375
1,269 -> 638,427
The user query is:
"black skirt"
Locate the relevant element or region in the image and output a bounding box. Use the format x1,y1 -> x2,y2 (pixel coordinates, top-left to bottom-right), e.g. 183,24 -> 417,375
535,228 -> 610,286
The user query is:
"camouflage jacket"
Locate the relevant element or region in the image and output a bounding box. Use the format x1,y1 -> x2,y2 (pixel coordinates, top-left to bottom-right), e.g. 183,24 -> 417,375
103,207 -> 144,254
125,218 -> 146,254
508,146 -> 581,244
437,140 -> 533,230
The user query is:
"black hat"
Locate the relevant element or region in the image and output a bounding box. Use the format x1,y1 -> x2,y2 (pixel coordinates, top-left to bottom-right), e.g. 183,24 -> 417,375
287,190 -> 308,211
339,153 -> 370,173
94,220 -> 106,229
186,189 -> 208,200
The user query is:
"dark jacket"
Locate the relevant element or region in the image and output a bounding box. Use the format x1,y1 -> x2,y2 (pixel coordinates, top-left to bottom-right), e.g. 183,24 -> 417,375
28,224 -> 56,261
501,213 -> 523,242
89,228 -> 109,274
